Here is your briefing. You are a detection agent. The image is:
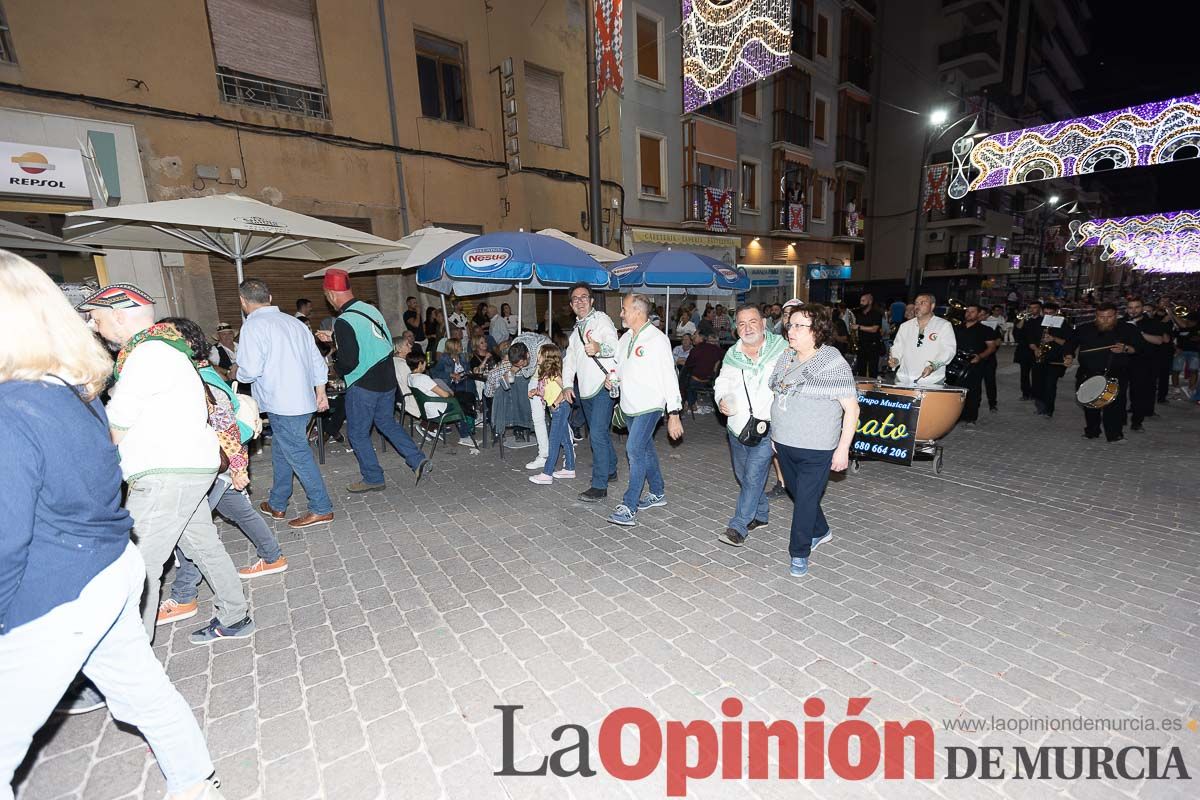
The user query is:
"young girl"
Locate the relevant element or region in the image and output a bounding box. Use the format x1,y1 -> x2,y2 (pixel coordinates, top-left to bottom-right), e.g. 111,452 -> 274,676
528,345 -> 574,484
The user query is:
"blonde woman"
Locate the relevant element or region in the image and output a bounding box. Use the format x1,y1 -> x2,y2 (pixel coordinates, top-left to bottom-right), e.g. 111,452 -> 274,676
0,253 -> 225,799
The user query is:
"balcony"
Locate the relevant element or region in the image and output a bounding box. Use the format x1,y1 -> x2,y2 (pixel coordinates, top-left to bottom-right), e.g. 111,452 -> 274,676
217,69 -> 329,119
926,198 -> 988,227
941,0 -> 1003,25
834,206 -> 865,240
924,251 -> 977,273
771,199 -> 808,237
772,110 -> 812,149
683,184 -> 737,232
937,33 -> 1001,79
835,135 -> 869,168
792,23 -> 814,60
839,55 -> 872,93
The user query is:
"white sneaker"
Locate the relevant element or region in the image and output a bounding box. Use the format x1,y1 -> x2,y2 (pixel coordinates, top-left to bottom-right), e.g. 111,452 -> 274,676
528,473 -> 553,485
525,458 -> 547,470
552,469 -> 576,479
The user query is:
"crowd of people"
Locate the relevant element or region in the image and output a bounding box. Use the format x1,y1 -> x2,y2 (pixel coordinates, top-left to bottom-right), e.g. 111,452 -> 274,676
3,237 -> 1197,797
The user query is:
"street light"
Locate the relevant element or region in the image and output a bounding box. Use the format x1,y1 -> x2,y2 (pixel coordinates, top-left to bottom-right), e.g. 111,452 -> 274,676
906,110 -> 988,293
1029,197 -> 1080,299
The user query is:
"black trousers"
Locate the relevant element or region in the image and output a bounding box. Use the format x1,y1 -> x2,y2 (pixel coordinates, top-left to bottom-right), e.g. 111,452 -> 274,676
856,344 -> 882,378
1018,359 -> 1034,399
1156,349 -> 1173,401
1077,370 -> 1128,441
1033,363 -> 1064,416
982,358 -> 998,409
961,366 -> 984,423
1129,361 -> 1156,426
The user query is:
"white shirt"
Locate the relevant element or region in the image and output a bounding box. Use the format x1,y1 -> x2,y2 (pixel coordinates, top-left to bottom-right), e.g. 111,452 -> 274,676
394,358 -> 419,417
614,322 -> 682,415
236,306 -> 328,416
563,309 -> 620,399
713,338 -> 786,434
675,320 -> 697,337
408,373 -> 447,416
890,315 -> 957,385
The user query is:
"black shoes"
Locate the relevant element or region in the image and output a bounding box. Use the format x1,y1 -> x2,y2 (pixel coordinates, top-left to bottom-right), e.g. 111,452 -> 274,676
747,520 -> 767,531
579,487 -> 607,503
718,528 -> 746,547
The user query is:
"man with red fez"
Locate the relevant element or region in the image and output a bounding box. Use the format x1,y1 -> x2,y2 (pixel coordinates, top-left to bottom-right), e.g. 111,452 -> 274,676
316,269 -> 430,490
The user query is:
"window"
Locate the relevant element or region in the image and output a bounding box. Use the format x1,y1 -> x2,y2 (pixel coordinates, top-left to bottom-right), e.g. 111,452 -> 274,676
638,132 -> 666,198
740,160 -> 759,212
525,64 -> 564,147
698,163 -> 732,190
208,0 -> 328,118
0,2 -> 15,63
813,95 -> 828,143
811,176 -> 826,222
415,31 -> 467,123
697,95 -> 735,125
636,11 -> 663,84
741,84 -> 758,119
816,14 -> 829,58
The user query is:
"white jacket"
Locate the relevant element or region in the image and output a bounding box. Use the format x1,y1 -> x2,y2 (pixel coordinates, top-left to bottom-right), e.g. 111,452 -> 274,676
563,309 -> 619,399
890,315 -> 957,385
713,339 -> 785,435
614,322 -> 682,416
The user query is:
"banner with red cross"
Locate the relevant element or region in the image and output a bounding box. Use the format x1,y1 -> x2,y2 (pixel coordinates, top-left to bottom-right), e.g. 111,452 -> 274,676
595,0 -> 623,105
922,162 -> 950,213
787,203 -> 805,233
704,187 -> 732,232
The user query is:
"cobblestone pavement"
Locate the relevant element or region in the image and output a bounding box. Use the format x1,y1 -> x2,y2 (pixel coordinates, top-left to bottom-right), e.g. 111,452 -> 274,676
13,358 -> 1200,799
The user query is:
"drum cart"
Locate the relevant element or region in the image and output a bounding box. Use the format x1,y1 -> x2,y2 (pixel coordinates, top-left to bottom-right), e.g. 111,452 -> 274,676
851,381 -> 965,474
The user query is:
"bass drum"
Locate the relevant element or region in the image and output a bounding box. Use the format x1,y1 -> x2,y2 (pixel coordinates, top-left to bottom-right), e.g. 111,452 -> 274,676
944,352 -> 974,386
1075,375 -> 1119,408
857,380 -> 967,441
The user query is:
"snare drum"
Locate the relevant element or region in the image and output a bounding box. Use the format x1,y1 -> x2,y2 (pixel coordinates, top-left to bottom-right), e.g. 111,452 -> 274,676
1075,375 -> 1119,409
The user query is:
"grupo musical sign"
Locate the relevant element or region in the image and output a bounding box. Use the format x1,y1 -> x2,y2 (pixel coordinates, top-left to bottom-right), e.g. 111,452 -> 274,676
852,390 -> 919,466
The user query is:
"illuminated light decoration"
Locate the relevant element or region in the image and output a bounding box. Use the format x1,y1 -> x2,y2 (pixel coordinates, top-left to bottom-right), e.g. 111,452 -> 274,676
1111,237 -> 1200,272
681,0 -> 791,114
948,93 -> 1200,199
1067,208 -> 1200,259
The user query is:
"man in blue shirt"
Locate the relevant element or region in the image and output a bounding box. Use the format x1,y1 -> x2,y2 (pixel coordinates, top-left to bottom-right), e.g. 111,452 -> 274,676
236,278 -> 335,529
315,269 -> 430,492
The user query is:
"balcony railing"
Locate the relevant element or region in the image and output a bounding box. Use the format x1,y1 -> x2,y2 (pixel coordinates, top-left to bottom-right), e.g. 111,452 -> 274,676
792,23 -> 814,59
683,184 -> 737,232
836,135 -> 869,167
927,198 -> 987,225
839,55 -> 871,90
836,206 -> 865,238
772,110 -> 812,149
937,33 -> 1000,66
217,69 -> 329,119
925,251 -> 978,272
771,199 -> 807,234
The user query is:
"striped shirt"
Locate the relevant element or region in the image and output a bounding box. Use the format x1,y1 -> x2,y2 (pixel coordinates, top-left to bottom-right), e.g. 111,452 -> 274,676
768,345 -> 857,450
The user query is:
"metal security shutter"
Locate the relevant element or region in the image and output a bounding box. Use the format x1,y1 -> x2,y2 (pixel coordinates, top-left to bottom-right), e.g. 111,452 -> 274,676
525,65 -> 564,147
207,0 -> 324,87
211,217 -> 380,329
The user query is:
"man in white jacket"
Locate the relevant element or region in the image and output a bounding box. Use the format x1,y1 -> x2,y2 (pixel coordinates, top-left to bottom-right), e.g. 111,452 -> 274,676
714,305 -> 789,547
562,282 -> 621,502
606,294 -> 684,527
888,293 -> 957,385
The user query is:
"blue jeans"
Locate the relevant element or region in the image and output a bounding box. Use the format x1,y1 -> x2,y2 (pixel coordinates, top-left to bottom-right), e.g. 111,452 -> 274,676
346,385 -> 426,484
774,443 -> 833,559
726,432 -> 774,536
171,477 -> 285,604
580,390 -> 616,489
543,403 -> 576,475
621,411 -> 664,510
0,544 -> 214,795
267,412 -> 333,515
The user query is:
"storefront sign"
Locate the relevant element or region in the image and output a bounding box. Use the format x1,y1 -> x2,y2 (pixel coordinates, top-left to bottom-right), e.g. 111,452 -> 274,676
1,141 -> 91,199
852,390 -> 919,466
738,265 -> 794,293
807,264 -> 851,280
631,228 -> 740,249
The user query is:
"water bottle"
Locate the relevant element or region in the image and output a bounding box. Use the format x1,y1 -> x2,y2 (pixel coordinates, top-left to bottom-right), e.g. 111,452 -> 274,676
607,370 -> 620,398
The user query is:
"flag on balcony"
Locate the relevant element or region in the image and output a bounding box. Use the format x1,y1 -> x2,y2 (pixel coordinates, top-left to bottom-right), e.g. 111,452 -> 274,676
594,0 -> 623,104
704,187 -> 733,232
787,203 -> 805,233
922,163 -> 950,213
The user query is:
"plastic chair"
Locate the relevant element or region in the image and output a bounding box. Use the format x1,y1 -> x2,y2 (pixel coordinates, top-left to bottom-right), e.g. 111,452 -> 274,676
409,386 -> 478,481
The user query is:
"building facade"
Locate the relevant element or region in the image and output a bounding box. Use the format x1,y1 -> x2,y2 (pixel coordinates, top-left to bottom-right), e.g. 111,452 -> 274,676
0,0 -> 620,331
619,0 -> 877,311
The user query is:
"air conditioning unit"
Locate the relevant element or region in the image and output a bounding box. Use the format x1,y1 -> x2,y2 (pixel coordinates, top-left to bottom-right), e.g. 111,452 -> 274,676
928,230 -> 947,243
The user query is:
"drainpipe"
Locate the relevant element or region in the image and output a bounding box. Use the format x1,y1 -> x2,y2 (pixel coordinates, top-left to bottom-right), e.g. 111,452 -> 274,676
377,0 -> 411,238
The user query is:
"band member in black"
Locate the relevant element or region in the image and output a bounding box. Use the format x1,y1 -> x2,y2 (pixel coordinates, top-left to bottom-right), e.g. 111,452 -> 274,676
1123,297 -> 1167,430
1154,299 -> 1174,403
1032,301 -> 1072,418
955,305 -> 1000,426
1013,300 -> 1044,401
1065,303 -> 1144,443
852,293 -> 884,378
981,305 -> 1004,411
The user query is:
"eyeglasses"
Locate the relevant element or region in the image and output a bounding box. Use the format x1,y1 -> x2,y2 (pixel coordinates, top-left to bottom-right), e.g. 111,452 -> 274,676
917,331 -> 925,348
569,295 -> 591,305
786,323 -> 813,331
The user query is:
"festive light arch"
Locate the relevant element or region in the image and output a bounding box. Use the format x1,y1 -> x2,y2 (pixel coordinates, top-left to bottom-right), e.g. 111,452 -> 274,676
948,93 -> 1200,198
681,0 -> 791,114
1067,209 -> 1200,258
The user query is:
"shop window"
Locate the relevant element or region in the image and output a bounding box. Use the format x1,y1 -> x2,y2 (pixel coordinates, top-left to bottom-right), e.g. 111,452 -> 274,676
638,131 -> 665,198
415,31 -> 468,124
525,64 -> 564,147
207,0 -> 329,118
636,10 -> 663,84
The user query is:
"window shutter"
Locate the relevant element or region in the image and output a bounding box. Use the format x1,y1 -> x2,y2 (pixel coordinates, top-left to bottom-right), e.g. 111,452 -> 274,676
639,136 -> 661,193
525,66 -> 564,147
207,0 -> 324,88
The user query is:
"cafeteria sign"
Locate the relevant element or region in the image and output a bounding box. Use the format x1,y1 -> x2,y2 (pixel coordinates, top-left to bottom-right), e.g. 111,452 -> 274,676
852,390 -> 918,466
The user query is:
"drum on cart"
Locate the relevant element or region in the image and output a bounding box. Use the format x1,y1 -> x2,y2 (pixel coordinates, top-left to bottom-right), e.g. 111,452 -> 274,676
854,380 -> 966,473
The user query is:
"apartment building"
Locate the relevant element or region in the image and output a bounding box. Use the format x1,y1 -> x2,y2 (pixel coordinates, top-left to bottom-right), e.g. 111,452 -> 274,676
620,0 -> 877,308
0,0 -> 619,330
865,0 -> 1107,306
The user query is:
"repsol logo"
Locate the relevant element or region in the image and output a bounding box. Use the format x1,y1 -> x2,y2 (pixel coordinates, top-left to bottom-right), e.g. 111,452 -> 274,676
9,177 -> 66,188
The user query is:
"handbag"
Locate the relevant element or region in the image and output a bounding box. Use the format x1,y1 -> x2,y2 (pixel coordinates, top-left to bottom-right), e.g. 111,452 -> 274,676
735,371 -> 770,447
579,327 -> 626,430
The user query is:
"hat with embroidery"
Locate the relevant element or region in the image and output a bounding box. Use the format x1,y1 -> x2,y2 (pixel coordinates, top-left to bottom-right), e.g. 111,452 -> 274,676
322,268 -> 351,292
76,283 -> 155,311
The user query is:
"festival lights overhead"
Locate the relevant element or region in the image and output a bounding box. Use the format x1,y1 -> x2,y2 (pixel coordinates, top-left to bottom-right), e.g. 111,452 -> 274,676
948,93 -> 1200,198
681,0 -> 791,114
1067,208 -> 1200,259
